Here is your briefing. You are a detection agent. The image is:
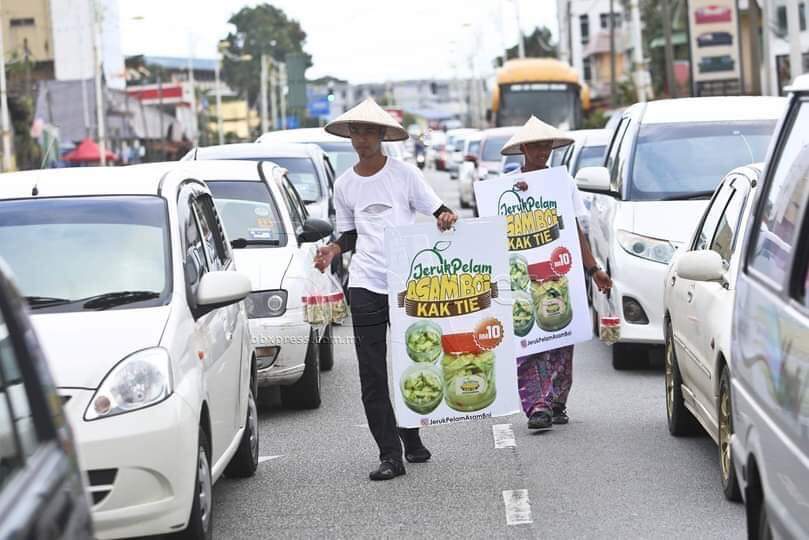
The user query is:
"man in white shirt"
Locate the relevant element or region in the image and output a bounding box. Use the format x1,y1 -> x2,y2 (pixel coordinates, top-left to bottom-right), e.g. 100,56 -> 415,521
314,99 -> 457,481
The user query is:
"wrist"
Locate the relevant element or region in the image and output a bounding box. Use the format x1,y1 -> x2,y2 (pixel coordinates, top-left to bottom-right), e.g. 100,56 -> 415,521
587,264 -> 601,277
331,243 -> 342,256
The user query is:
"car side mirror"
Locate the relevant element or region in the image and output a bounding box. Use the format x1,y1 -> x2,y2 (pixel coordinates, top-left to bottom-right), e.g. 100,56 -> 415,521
575,166 -> 612,194
298,217 -> 333,243
675,250 -> 725,282
196,271 -> 251,310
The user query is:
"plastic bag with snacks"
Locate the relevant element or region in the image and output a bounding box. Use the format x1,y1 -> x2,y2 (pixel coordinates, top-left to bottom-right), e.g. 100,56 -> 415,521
599,293 -> 621,345
302,269 -> 331,335
325,272 -> 348,324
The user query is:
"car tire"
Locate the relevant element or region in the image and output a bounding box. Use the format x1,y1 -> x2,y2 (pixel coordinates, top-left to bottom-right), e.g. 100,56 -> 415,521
664,324 -> 700,436
177,428 -> 213,540
224,384 -> 259,479
718,367 -> 742,502
281,330 -> 321,409
319,324 -> 334,371
612,343 -> 645,370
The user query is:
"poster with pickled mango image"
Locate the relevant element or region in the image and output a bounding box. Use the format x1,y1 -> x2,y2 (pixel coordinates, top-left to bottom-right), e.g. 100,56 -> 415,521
474,167 -> 592,356
385,218 -> 519,428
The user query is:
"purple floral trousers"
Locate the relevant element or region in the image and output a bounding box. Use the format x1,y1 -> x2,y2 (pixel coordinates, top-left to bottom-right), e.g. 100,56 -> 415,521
516,345 -> 574,417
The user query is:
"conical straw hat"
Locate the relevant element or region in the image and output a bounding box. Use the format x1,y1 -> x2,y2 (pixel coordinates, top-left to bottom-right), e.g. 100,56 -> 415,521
500,116 -> 574,155
325,98 -> 409,142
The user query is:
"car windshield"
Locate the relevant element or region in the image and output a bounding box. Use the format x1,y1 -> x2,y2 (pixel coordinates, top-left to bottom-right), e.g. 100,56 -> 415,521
207,181 -> 288,247
263,157 -> 322,203
467,140 -> 481,156
498,86 -> 578,129
481,135 -> 511,162
0,196 -> 171,312
629,120 -> 776,201
572,144 -> 607,175
315,141 -> 358,177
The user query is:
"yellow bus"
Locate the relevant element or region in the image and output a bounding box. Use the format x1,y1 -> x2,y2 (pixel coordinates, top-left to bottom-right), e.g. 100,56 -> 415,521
491,58 -> 590,129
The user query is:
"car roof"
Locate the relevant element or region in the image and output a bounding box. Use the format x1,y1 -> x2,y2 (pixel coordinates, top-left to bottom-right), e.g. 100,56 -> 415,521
256,127 -> 345,144
786,73 -> 809,92
639,96 -> 787,125
447,128 -> 478,136
0,161 -> 265,200
191,142 -> 321,160
569,128 -> 610,146
480,126 -> 519,138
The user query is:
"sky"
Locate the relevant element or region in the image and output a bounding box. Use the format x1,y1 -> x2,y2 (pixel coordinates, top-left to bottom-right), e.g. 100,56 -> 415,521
120,0 -> 558,83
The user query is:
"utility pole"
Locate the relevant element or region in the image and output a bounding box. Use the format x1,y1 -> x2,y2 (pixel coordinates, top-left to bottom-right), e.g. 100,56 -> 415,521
609,0 -> 617,107
662,0 -> 677,97
786,0 -> 805,81
214,58 -> 224,145
761,0 -> 773,95
186,35 -> 198,146
260,54 -> 269,134
279,62 -> 287,129
748,0 -> 762,95
269,64 -> 279,130
91,0 -> 106,165
512,0 -> 525,58
630,0 -> 648,102
0,0 -> 12,172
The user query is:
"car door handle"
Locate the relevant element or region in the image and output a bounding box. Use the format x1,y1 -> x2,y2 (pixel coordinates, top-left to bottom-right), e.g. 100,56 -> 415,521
687,291 -> 694,303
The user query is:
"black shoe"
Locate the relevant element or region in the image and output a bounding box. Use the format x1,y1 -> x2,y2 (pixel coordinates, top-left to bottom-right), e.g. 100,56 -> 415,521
405,446 -> 432,463
552,406 -> 569,425
527,411 -> 553,430
369,460 -> 406,481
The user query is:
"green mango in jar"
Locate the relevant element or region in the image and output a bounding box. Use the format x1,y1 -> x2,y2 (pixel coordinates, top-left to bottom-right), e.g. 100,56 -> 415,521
531,278 -> 573,332
405,321 -> 443,363
441,351 -> 496,412
512,290 -> 534,337
401,366 -> 443,414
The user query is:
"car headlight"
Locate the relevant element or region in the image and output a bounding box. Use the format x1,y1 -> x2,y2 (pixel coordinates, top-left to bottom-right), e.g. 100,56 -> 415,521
85,348 -> 172,421
617,230 -> 676,264
245,290 -> 287,319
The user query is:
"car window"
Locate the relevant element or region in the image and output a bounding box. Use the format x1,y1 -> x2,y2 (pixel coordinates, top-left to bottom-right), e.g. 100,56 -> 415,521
607,118 -> 630,190
694,185 -> 733,251
183,198 -> 208,295
207,181 -> 289,247
481,135 -> 511,162
193,196 -> 229,271
0,316 -> 22,491
467,140 -> 481,157
264,157 -> 322,204
278,179 -> 305,232
710,183 -> 747,263
316,141 -> 358,177
572,145 -> 607,175
749,102 -> 809,288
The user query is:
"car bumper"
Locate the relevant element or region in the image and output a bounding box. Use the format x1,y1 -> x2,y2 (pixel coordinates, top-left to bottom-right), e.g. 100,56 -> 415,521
249,308 -> 312,386
594,249 -> 667,345
61,390 -> 198,539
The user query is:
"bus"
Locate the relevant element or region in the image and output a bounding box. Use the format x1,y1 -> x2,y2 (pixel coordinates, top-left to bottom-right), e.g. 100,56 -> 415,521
491,58 -> 590,129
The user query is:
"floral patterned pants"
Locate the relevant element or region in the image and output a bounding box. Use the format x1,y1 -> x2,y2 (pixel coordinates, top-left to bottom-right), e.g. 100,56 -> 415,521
516,345 -> 574,417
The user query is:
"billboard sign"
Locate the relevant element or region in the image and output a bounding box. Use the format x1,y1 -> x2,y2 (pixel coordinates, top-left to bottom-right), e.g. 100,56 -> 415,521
687,0 -> 742,96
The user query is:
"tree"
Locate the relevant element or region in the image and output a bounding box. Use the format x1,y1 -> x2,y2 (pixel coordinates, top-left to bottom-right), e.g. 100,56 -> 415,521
495,26 -> 558,66
220,4 -> 312,107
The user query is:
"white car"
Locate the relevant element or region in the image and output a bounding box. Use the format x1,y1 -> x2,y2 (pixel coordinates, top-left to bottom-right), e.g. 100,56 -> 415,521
576,96 -> 786,370
556,128 -> 611,237
445,128 -> 478,179
477,126 -> 519,179
200,160 -> 334,408
0,163 -> 258,539
663,163 -> 761,503
458,133 -> 482,211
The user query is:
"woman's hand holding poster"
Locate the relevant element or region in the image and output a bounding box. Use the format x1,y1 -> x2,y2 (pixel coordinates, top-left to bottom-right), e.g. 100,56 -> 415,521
384,218 -> 519,428
474,167 -> 592,356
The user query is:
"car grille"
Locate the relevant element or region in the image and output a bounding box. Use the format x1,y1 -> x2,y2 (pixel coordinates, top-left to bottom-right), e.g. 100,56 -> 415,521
86,468 -> 118,506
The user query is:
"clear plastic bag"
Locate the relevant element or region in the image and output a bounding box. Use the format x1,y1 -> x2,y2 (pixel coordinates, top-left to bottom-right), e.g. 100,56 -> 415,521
599,293 -> 621,345
325,272 -> 348,324
302,269 -> 331,336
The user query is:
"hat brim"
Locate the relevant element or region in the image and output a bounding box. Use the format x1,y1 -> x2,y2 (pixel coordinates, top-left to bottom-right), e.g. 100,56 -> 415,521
501,137 -> 574,156
324,121 -> 409,142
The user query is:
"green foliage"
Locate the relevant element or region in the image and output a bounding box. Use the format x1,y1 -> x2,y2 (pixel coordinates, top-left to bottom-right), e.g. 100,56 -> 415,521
220,3 -> 312,106
582,109 -> 608,130
9,96 -> 41,170
495,26 -> 557,67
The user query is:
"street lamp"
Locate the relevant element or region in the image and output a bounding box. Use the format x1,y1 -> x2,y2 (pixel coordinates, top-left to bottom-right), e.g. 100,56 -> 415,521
215,40 -> 252,145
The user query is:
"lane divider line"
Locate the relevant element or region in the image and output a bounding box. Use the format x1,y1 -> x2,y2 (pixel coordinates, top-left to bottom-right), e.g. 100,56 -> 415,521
493,424 -> 516,448
258,455 -> 283,464
502,489 -> 533,526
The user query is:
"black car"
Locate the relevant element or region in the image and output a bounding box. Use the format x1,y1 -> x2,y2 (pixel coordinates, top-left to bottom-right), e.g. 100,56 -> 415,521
0,262 -> 93,539
697,31 -> 733,48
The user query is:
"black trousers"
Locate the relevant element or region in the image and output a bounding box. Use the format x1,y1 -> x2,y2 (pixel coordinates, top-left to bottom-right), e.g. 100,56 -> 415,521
349,287 -> 422,464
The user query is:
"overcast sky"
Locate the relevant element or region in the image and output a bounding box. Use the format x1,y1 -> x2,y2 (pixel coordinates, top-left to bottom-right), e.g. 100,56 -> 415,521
120,0 -> 558,83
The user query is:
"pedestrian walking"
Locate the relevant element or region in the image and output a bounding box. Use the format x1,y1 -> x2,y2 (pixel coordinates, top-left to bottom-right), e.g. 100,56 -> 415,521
314,98 -> 457,480
500,116 -> 612,431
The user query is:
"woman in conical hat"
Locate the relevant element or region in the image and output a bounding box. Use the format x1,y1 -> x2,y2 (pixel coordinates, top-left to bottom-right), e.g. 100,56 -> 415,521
314,97 -> 457,481
502,116 -> 612,431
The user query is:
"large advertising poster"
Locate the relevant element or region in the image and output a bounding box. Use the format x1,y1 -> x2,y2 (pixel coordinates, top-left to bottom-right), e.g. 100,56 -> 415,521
687,0 -> 742,96
385,219 -> 519,428
474,168 -> 592,357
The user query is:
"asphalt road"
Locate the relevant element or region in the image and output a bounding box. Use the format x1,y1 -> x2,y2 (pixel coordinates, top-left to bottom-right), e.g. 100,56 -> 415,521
211,168 -> 746,539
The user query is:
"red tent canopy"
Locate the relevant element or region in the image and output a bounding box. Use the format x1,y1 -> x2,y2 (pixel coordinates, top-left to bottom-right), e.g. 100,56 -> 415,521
63,138 -> 117,163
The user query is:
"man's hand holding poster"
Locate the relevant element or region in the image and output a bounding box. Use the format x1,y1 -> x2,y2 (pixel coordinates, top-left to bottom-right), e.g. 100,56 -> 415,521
474,167 -> 592,356
385,218 -> 519,428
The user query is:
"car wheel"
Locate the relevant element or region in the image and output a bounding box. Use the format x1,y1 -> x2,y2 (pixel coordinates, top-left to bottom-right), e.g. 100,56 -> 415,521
177,428 -> 213,540
281,330 -> 321,409
757,497 -> 773,540
319,324 -> 334,371
665,324 -> 700,436
612,343 -> 645,370
224,384 -> 259,479
719,367 -> 742,502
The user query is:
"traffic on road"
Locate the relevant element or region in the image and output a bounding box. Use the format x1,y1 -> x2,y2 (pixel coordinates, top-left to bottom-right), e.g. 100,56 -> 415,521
1,10 -> 809,540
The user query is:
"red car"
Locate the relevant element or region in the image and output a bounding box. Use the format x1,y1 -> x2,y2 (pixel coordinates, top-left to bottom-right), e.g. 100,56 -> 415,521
695,5 -> 732,24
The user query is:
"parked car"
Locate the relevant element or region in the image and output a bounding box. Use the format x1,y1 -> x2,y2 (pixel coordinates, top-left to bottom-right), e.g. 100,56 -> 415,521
446,128 -> 478,179
699,55 -> 735,74
458,133 -> 483,211
477,126 -> 519,181
182,142 -> 347,290
731,73 -> 809,539
500,154 -> 522,175
697,31 -> 733,48
561,129 -> 611,236
576,96 -> 785,370
200,160 -> 334,406
425,130 -> 448,170
0,163 -> 259,539
663,163 -> 762,503
0,260 -> 93,539
695,5 -> 732,24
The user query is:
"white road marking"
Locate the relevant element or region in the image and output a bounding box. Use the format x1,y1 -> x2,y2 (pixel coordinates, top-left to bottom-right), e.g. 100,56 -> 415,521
502,489 -> 533,526
258,455 -> 283,464
492,424 -> 516,448
354,423 -> 369,428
